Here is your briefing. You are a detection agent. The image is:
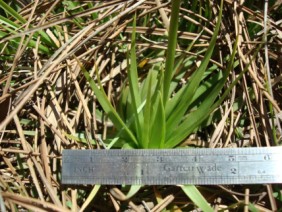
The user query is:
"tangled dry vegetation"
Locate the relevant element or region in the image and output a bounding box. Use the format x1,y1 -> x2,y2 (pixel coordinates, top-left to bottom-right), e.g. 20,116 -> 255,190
0,0 -> 282,211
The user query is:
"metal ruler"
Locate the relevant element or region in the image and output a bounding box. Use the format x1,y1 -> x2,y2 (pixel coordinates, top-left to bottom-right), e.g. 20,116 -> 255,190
62,147 -> 282,185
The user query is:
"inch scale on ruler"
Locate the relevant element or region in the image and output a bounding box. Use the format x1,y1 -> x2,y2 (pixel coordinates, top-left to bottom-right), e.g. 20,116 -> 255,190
62,147 -> 282,185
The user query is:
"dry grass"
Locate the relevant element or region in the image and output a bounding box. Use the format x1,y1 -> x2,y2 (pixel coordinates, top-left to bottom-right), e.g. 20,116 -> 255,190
0,0 -> 281,211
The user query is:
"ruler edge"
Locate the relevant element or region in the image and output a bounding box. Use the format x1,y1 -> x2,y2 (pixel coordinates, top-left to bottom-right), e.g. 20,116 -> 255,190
63,146 -> 282,155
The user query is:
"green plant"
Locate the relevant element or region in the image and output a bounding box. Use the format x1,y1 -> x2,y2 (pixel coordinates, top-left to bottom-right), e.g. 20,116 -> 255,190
83,0 -> 232,149
82,0 -> 240,210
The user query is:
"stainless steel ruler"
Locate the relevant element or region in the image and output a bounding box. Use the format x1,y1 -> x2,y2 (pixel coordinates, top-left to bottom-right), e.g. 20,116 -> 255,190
62,147 -> 282,185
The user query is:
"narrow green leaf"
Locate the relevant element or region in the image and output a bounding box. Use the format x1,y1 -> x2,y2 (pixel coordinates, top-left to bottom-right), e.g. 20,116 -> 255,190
149,91 -> 165,149
164,56 -> 207,120
164,31 -> 204,101
140,66 -> 159,101
186,1 -> 198,32
0,30 -> 50,54
117,85 -> 129,121
165,70 -> 222,126
64,133 -> 96,145
151,65 -> 164,105
165,0 -> 223,136
165,78 -> 224,148
80,185 -> 101,212
0,0 -> 26,23
166,33 -> 239,148
163,0 -> 181,105
181,185 -> 213,212
0,1 -> 56,48
124,185 -> 142,199
248,203 -> 260,212
190,71 -> 222,105
80,59 -> 138,147
128,14 -> 141,107
141,71 -> 153,148
127,14 -> 143,142
63,1 -> 84,29
0,14 -> 19,29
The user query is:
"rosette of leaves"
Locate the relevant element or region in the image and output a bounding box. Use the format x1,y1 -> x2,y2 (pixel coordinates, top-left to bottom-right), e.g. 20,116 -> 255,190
83,0 -> 237,150
83,0 -> 237,210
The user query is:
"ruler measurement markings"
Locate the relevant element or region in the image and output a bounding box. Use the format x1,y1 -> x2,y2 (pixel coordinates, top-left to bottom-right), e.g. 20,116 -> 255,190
62,175 -> 282,185
62,147 -> 282,185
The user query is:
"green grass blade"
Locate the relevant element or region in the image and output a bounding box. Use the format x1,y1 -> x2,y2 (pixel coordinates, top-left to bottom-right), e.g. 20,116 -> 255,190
124,185 -> 142,199
164,31 -> 204,103
0,0 -> 26,23
189,69 -> 222,107
0,1 -> 56,48
165,0 -> 223,136
64,133 -> 96,145
63,1 -> 84,29
80,59 -> 138,147
163,0 -> 181,105
117,85 -> 129,121
210,42 -> 263,115
0,14 -> 19,30
0,9 -> 52,53
165,34 -> 239,148
141,71 -> 153,148
164,71 -> 222,135
167,69 -> 222,119
140,66 -> 159,101
0,30 -> 50,54
248,203 -> 260,212
181,185 -> 213,212
127,14 -> 143,142
80,185 -> 101,212
165,78 -> 225,148
149,91 -> 165,148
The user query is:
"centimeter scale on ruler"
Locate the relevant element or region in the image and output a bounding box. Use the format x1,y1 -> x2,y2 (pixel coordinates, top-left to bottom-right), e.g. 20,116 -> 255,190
62,147 -> 282,185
